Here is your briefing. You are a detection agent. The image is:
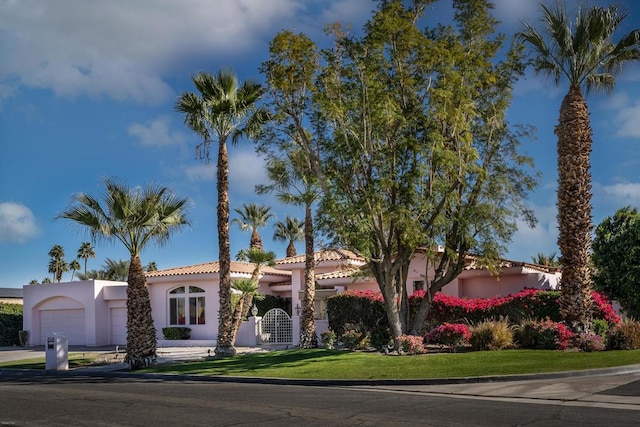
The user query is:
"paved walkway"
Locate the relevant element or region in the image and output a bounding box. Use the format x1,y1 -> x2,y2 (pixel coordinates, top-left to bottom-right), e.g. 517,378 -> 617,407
2,345 -> 640,410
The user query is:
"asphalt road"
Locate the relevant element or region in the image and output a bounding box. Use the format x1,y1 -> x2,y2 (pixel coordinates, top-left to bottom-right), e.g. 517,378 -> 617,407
1,372 -> 639,426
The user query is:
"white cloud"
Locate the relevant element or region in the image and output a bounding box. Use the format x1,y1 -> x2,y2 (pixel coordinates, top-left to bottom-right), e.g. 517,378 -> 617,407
229,149 -> 267,196
128,116 -> 187,147
596,182 -> 640,207
0,202 -> 40,243
0,0 -> 302,104
184,164 -> 215,183
615,101 -> 640,138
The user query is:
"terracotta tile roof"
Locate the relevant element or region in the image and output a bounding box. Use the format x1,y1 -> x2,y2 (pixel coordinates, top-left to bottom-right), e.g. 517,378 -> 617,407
146,261 -> 291,278
315,267 -> 371,281
277,249 -> 365,265
463,256 -> 561,274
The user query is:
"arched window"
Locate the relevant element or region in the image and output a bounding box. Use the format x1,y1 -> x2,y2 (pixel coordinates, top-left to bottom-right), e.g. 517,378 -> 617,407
169,286 -> 205,325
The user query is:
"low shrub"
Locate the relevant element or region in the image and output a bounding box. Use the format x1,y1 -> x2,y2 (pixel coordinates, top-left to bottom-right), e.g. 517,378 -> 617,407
469,319 -> 513,351
514,318 -> 573,350
320,330 -> 336,349
424,323 -> 471,350
607,319 -> 640,350
573,333 -> 606,352
162,327 -> 191,340
397,335 -> 425,355
592,318 -> 610,339
369,327 -> 392,350
340,329 -> 369,350
0,303 -> 23,346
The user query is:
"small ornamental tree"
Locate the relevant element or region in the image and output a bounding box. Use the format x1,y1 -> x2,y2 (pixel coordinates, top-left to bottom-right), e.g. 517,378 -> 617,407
592,206 -> 640,319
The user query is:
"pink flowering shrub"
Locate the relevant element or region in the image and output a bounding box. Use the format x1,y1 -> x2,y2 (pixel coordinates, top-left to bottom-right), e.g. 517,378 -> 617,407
573,333 -> 606,352
591,292 -> 621,324
397,335 -> 426,355
424,323 -> 471,349
514,318 -> 574,350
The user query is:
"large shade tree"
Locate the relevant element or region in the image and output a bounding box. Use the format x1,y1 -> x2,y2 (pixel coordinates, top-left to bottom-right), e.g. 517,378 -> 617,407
260,30 -> 323,348
263,0 -> 537,347
176,69 -> 268,357
519,3 -> 640,332
592,206 -> 640,319
57,178 -> 190,369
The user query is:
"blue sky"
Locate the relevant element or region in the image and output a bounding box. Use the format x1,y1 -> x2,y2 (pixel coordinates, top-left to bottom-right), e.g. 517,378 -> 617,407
1,0 -> 640,288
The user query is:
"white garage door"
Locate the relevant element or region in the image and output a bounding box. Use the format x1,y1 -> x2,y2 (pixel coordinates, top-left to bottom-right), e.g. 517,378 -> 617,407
40,309 -> 86,345
110,307 -> 127,345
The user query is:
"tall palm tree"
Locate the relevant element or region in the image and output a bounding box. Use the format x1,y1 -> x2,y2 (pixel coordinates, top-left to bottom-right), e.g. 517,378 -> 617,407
146,261 -> 158,272
519,4 -> 640,332
57,178 -> 190,369
176,69 -> 268,357
102,258 -> 130,281
77,242 -> 96,275
232,203 -> 274,250
69,259 -> 81,281
531,252 -> 561,268
273,216 -> 304,258
257,149 -> 320,348
48,244 -> 67,282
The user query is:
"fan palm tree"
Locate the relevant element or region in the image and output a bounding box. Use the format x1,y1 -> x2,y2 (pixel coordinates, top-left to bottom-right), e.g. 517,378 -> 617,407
69,259 -> 81,281
77,242 -> 96,275
232,203 -> 274,250
257,149 -> 320,348
273,216 -> 304,258
176,69 -> 268,357
230,278 -> 266,343
102,258 -> 130,281
518,3 -> 640,332
57,178 -> 190,369
232,247 -> 277,342
531,252 -> 561,268
48,244 -> 67,282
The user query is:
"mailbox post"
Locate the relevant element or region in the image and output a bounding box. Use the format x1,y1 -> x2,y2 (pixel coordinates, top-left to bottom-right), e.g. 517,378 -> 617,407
45,333 -> 69,371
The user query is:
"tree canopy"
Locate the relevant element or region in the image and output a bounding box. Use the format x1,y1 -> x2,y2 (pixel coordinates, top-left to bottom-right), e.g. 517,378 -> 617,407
592,206 -> 640,318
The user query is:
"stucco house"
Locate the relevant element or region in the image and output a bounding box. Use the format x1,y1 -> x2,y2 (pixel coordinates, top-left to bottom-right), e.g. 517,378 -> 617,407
22,249 -> 561,347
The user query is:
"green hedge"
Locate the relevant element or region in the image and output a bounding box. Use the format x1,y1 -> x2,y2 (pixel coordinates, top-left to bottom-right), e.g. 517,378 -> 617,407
162,327 -> 191,340
0,303 -> 23,346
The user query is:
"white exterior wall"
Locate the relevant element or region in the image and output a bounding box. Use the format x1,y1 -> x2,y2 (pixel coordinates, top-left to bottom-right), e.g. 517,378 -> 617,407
23,280 -> 126,346
147,275 -> 219,341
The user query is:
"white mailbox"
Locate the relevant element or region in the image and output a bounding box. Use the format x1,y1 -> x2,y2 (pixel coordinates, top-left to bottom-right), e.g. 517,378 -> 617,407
45,333 -> 69,371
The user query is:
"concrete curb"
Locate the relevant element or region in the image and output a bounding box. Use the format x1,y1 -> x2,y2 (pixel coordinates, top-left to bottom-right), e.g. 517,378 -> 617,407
3,362 -> 640,387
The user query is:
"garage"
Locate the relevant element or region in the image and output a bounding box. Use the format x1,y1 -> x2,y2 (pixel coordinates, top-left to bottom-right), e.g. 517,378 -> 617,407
39,309 -> 86,345
110,307 -> 127,345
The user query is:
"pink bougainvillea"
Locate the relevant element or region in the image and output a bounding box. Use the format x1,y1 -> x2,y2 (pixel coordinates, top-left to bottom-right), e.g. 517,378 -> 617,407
396,335 -> 426,355
424,323 -> 471,348
591,291 -> 621,324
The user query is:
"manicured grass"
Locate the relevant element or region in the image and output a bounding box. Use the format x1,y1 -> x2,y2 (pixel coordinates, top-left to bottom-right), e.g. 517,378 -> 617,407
143,349 -> 640,379
0,353 -> 99,369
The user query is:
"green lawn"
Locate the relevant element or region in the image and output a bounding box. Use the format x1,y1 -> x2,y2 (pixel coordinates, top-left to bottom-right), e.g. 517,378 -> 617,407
143,348 -> 640,379
0,354 -> 99,370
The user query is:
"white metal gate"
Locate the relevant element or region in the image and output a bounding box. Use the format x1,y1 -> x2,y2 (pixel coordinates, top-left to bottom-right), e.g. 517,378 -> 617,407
259,308 -> 292,344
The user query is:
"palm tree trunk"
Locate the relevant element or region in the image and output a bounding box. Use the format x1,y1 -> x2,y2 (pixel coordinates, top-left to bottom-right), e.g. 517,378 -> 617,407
125,255 -> 157,369
299,201 -> 317,348
216,139 -> 236,357
250,229 -> 263,250
286,241 -> 297,258
556,84 -> 594,333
